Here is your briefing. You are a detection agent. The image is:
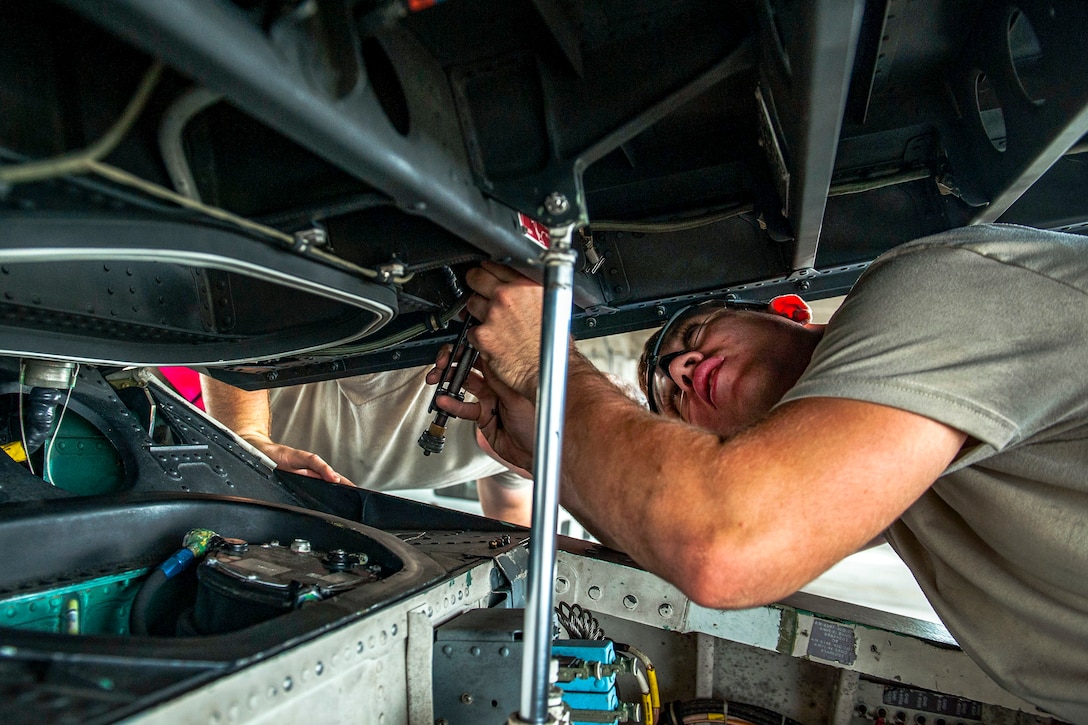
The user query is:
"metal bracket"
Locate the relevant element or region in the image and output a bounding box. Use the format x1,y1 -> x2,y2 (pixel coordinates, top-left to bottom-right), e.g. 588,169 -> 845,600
406,609 -> 435,725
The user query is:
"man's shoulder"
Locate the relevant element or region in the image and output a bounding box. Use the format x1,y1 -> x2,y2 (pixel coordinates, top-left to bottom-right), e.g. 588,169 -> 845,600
876,223 -> 1088,270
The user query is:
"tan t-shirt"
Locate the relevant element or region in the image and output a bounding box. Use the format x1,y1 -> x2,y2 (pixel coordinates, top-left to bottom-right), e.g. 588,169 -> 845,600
781,224 -> 1088,723
268,366 -> 527,491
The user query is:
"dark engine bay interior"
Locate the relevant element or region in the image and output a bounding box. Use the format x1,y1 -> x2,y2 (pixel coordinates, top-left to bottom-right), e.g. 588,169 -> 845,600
3,1 -> 1086,383
1,1 -> 1086,723
0,358 -> 526,722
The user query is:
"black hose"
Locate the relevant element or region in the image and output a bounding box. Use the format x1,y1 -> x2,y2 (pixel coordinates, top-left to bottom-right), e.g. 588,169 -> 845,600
22,388 -> 64,455
129,568 -> 168,636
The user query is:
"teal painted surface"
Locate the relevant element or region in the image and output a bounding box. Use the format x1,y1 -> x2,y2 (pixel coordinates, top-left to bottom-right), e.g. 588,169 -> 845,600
43,413 -> 125,495
0,569 -> 147,635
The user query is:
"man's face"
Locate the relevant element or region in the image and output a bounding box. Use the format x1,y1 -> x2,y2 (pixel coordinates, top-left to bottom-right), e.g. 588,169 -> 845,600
649,307 -> 817,435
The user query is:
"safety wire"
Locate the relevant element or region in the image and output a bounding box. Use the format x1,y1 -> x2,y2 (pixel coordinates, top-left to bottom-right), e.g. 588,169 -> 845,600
42,364 -> 79,486
0,63 -> 412,285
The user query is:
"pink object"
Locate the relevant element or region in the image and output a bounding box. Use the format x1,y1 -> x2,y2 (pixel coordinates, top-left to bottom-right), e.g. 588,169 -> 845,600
159,367 -> 205,410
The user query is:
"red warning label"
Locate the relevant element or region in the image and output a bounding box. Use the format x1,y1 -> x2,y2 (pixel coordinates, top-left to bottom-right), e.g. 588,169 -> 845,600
518,213 -> 550,249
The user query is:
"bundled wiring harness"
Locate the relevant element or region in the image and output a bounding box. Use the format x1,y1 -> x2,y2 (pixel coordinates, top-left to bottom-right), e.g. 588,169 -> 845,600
660,698 -> 806,725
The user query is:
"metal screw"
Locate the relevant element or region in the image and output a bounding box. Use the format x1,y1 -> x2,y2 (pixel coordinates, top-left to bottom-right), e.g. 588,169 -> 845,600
544,192 -> 569,216
797,279 -> 811,291
658,603 -> 673,618
654,305 -> 666,317
586,317 -> 597,328
460,693 -> 474,705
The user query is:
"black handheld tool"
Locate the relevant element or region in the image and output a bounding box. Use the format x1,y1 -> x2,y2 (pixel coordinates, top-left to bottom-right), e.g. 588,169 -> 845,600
418,316 -> 479,455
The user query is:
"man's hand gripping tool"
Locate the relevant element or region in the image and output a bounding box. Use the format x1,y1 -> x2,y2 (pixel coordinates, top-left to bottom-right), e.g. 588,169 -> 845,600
418,316 -> 479,455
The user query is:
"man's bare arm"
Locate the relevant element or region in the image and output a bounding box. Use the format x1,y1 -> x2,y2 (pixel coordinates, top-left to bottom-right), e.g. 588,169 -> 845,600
439,263 -> 965,609
200,375 -> 351,485
477,475 -> 533,526
557,358 -> 964,609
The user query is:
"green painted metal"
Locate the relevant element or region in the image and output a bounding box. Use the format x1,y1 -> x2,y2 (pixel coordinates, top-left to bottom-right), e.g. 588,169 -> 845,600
0,569 -> 147,635
43,412 -> 125,495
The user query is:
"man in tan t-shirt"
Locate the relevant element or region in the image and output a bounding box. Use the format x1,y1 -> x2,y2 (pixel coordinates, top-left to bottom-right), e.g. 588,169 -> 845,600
201,366 -> 532,526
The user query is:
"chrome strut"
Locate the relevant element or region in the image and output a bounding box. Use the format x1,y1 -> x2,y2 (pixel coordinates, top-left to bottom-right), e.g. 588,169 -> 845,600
517,222 -> 577,724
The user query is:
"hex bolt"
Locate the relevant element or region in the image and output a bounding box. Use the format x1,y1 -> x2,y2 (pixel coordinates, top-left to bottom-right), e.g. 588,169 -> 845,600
544,192 -> 569,216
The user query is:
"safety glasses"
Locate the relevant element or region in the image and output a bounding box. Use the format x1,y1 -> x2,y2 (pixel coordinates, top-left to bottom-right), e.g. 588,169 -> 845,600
644,299 -> 767,416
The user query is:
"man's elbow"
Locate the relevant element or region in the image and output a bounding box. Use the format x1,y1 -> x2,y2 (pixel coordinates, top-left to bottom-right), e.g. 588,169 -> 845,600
672,564 -> 763,610
664,538 -> 794,611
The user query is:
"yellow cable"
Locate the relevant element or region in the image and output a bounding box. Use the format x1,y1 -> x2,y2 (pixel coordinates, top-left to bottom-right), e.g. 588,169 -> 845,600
647,665 -> 661,712
642,692 -> 654,725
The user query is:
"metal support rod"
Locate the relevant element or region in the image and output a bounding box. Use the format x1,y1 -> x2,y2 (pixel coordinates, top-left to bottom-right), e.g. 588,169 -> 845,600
519,223 -> 578,724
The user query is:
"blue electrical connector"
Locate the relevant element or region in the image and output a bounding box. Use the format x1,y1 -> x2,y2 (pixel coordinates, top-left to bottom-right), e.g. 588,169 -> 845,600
555,640 -> 621,725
